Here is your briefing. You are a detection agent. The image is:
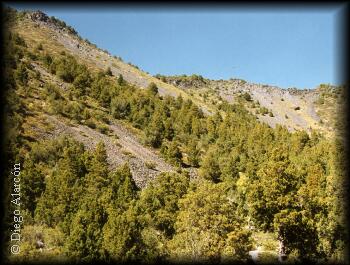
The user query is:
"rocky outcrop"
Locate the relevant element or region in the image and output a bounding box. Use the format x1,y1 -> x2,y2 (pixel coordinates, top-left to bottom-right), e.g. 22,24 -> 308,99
27,10 -> 49,22
162,75 -> 208,89
27,10 -> 77,35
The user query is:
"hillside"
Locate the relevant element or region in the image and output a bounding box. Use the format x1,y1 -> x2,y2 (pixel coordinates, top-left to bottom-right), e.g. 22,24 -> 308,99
18,10 -> 214,114
15,10 -> 344,138
3,7 -> 347,264
6,10 -> 206,188
155,75 -> 345,137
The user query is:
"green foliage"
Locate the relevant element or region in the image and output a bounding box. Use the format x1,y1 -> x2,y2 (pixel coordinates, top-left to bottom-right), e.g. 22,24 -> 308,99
102,202 -> 144,262
144,111 -> 165,148
168,181 -> 253,263
160,141 -> 183,166
145,161 -> 156,170
242,92 -> 252,101
105,67 -> 113,76
218,151 -> 240,182
274,209 -> 319,261
184,137 -> 200,167
65,197 -> 107,262
85,141 -> 109,191
21,160 -> 45,216
35,138 -> 86,229
72,70 -> 91,96
147,82 -> 158,95
13,33 -> 26,46
41,53 -> 53,67
117,74 -> 124,85
247,148 -> 298,231
102,164 -> 141,261
110,95 -> 131,119
138,172 -> 189,237
106,163 -> 139,210
97,123 -> 109,134
14,62 -> 29,86
85,119 -> 96,129
3,17 -> 346,263
199,147 -> 221,182
259,106 -> 269,115
52,56 -> 76,82
63,101 -> 84,121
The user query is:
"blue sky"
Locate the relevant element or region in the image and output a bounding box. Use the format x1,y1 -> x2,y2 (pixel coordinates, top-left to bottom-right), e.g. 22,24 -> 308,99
7,4 -> 346,89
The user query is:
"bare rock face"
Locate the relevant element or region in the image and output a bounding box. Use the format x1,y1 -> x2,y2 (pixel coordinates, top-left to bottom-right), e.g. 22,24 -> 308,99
28,10 -> 49,22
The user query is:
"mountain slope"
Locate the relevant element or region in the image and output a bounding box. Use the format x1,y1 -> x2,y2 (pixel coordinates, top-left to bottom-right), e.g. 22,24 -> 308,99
3,8 -> 347,264
155,74 -> 344,138
14,10 -> 344,138
17,11 -> 214,115
7,11 -> 182,188
7,9 -> 344,186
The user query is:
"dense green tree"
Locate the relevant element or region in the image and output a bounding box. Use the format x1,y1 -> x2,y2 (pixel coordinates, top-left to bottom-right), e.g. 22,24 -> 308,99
184,136 -> 200,167
65,196 -> 108,262
105,66 -> 113,76
135,172 -> 189,262
246,147 -> 298,231
199,147 -> 221,182
21,160 -> 45,216
138,172 -> 190,238
169,181 -> 253,263
163,118 -> 175,140
102,202 -> 145,262
147,82 -> 158,95
35,140 -> 86,230
53,57 -> 76,82
110,95 -> 131,119
144,111 -> 165,148
103,163 -> 138,211
100,163 -> 142,261
85,142 -> 109,192
117,74 -> 124,85
161,141 -> 183,166
218,150 -> 240,182
72,71 -> 91,96
274,209 -> 319,261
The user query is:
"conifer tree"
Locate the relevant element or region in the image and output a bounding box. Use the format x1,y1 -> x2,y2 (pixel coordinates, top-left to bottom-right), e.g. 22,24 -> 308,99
65,196 -> 108,261
145,111 -> 165,148
169,181 -> 253,263
102,202 -> 145,262
21,159 -> 45,216
147,82 -> 158,96
35,140 -> 86,230
85,142 -> 109,192
199,147 -> 221,182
